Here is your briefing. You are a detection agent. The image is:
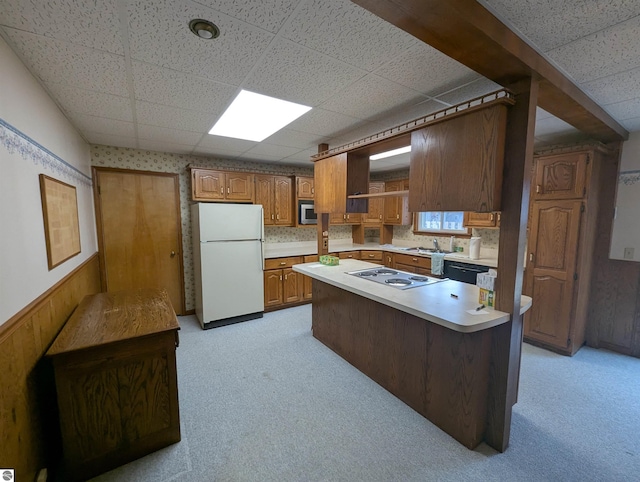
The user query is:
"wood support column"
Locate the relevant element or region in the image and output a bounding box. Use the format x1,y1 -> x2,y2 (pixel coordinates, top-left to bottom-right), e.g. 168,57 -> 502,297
486,77 -> 539,451
316,143 -> 330,256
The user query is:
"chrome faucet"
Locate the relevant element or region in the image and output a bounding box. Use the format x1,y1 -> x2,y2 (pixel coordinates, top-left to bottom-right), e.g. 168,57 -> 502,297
433,238 -> 440,252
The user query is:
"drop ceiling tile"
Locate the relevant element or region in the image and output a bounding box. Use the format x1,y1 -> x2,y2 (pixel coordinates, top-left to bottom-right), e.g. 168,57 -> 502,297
243,143 -> 302,159
374,43 -> 480,96
319,74 -> 425,120
132,62 -> 238,113
621,116 -> 640,132
192,146 -> 243,158
243,37 -> 366,106
0,0 -> 124,54
128,0 -> 274,85
137,140 -> 195,155
135,101 -> 216,133
67,112 -> 135,138
435,78 -> 503,106
137,124 -> 203,145
282,148 -> 317,163
3,28 -> 128,96
262,128 -> 326,149
280,0 -> 419,72
190,0 -> 300,33
547,15 -> 640,83
481,0 -> 640,51
44,83 -> 133,121
197,135 -> 257,152
235,152 -> 286,162
604,98 -> 640,120
285,108 -> 364,137
85,132 -> 138,149
581,67 -> 640,105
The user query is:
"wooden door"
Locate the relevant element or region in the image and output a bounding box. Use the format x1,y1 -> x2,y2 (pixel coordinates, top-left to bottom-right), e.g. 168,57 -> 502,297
192,169 -> 224,200
274,176 -> 293,226
264,270 -> 283,307
345,213 -> 360,224
283,268 -> 301,303
363,182 -> 384,223
225,173 -> 254,201
94,168 -> 185,314
255,175 -> 274,225
533,152 -> 588,200
524,199 -> 583,349
383,180 -> 409,224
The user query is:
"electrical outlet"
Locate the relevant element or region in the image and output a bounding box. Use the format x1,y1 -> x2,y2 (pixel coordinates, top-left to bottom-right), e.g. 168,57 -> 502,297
624,247 -> 634,260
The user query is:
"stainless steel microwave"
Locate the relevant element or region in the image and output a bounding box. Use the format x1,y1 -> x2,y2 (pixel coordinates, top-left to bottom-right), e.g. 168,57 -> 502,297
298,202 -> 317,225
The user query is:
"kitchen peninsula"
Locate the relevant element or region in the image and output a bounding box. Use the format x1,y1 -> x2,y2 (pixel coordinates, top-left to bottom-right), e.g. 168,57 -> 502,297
293,259 -> 531,449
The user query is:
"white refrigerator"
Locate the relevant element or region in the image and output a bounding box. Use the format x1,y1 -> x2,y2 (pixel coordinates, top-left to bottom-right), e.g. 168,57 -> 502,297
191,203 -> 265,329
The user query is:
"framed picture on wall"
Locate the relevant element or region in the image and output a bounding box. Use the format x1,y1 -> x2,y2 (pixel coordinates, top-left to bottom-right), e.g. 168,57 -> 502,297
39,174 -> 81,269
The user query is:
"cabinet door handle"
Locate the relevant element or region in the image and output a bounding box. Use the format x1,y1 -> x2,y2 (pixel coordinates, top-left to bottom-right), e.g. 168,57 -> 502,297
284,275 -> 288,280
280,275 -> 283,281
227,187 -> 230,194
347,255 -> 353,258
271,214 -> 275,219
490,213 -> 494,221
170,251 -> 176,257
379,214 -> 382,219
536,184 -> 541,193
529,253 -> 534,262
369,254 -> 374,258
276,214 -> 280,220
311,188 -> 314,194
220,187 -> 224,194
396,214 -> 399,219
412,258 -> 418,262
280,261 -> 286,266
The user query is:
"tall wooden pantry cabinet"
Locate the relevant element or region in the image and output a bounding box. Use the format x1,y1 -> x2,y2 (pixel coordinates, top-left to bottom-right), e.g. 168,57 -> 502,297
523,144 -> 617,355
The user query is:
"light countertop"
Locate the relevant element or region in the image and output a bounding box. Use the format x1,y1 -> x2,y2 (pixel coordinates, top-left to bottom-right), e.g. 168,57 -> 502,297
293,259 -> 531,333
264,240 -> 498,267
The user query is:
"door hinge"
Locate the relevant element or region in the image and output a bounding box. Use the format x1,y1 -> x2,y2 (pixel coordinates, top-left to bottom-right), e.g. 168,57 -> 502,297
574,273 -> 578,280
580,203 -> 585,213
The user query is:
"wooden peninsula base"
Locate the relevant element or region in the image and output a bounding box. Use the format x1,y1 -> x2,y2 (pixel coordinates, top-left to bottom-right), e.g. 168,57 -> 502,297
312,279 -> 493,449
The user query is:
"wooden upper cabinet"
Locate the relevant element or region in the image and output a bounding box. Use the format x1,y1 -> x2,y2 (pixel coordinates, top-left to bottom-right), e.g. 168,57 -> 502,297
533,151 -> 588,200
408,103 -> 508,213
383,179 -> 411,225
192,169 -> 224,200
464,212 -> 499,228
274,176 -> 294,225
362,181 -> 385,224
191,168 -> 254,202
314,152 -> 368,214
255,175 -> 293,226
296,177 -> 314,199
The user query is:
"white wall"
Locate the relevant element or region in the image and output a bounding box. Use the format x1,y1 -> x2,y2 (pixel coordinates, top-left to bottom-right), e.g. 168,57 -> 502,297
610,131 -> 640,261
0,36 -> 97,324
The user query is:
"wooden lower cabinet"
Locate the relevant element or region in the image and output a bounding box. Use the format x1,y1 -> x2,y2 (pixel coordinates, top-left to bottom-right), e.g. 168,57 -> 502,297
360,250 -> 383,264
393,253 -> 432,275
338,250 -> 361,260
45,289 -> 180,481
303,255 -> 318,299
264,256 -> 307,311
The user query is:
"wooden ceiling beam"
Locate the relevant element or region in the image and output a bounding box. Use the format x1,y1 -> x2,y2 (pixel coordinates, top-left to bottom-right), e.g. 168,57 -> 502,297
351,0 -> 628,143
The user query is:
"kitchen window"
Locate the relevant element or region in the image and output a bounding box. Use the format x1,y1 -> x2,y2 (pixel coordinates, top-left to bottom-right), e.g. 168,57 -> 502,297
414,211 -> 469,235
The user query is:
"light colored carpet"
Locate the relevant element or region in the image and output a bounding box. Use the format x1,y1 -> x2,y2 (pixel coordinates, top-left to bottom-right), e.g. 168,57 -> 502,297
91,305 -> 640,481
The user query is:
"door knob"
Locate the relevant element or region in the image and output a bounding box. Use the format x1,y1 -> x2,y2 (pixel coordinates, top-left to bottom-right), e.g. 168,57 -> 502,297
170,251 -> 176,257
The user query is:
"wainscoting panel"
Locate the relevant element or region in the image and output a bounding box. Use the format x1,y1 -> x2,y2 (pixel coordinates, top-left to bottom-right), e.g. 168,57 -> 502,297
0,254 -> 101,481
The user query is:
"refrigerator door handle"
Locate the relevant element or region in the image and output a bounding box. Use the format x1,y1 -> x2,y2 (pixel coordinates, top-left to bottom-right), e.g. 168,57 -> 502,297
260,240 -> 265,270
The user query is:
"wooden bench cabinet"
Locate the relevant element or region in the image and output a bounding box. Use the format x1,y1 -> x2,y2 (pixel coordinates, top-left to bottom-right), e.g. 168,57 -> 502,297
46,289 -> 181,481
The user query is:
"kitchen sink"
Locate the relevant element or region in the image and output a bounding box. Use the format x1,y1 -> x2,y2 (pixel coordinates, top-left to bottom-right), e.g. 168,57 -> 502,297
404,247 -> 453,255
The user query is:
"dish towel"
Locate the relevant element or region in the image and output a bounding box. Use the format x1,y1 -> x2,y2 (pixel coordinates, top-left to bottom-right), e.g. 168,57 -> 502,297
431,252 -> 445,276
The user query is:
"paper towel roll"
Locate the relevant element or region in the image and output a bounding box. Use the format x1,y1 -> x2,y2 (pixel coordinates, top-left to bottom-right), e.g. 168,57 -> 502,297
469,237 -> 481,260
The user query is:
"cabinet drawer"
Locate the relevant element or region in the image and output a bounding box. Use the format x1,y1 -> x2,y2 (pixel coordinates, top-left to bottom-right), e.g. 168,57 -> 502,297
394,253 -> 432,269
338,250 -> 361,260
360,250 -> 382,261
265,256 -> 302,270
303,255 -> 319,263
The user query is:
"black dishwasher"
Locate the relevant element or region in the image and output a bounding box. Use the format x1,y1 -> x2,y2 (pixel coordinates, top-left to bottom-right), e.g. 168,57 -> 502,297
444,260 -> 490,284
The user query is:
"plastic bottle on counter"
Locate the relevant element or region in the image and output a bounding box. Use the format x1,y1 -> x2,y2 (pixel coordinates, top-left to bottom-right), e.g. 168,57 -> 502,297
449,236 -> 455,252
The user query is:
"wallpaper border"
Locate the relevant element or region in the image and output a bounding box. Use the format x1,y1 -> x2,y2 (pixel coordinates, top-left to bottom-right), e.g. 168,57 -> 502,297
619,170 -> 640,186
0,117 -> 92,187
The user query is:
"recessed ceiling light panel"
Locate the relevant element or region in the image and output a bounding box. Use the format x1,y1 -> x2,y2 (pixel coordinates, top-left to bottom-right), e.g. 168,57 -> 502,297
209,90 -> 312,142
370,146 -> 411,160
189,19 -> 220,39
